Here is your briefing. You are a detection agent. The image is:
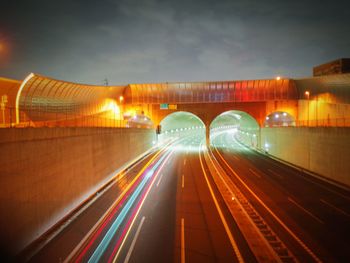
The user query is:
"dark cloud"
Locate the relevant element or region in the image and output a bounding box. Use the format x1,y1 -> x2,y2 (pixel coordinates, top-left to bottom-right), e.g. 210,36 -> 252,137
1,0 -> 350,84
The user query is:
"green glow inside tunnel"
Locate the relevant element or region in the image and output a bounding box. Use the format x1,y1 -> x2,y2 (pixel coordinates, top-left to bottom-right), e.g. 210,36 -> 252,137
158,110 -> 260,150
159,111 -> 206,147
210,110 -> 260,148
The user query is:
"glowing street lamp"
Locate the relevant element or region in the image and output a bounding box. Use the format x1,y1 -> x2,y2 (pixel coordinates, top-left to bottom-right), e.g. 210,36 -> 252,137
305,91 -> 310,126
119,95 -> 124,127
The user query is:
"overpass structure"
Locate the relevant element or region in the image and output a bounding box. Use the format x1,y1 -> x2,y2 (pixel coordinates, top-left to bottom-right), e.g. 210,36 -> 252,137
1,72 -> 350,130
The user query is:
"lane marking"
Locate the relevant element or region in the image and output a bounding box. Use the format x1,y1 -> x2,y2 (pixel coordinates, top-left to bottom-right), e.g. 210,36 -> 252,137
124,216 -> 146,263
156,173 -> 164,187
233,155 -> 239,161
112,150 -> 175,262
268,169 -> 283,179
249,168 -> 261,178
207,145 -> 282,262
156,150 -> 174,187
288,197 -> 324,224
65,148 -> 167,263
231,133 -> 350,202
320,199 -> 350,218
181,218 -> 185,263
299,175 -> 350,202
214,147 -> 323,263
199,145 -> 244,263
182,174 -> 185,188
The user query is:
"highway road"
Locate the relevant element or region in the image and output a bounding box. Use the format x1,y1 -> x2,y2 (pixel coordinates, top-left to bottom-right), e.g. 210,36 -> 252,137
211,129 -> 350,263
20,130 -> 350,263
23,135 -> 255,263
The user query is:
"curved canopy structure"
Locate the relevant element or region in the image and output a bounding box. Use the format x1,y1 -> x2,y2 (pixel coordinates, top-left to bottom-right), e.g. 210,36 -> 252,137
16,73 -> 125,125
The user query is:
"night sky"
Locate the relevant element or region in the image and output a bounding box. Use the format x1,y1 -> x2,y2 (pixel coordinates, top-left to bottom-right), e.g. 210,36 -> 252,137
1,0 -> 350,84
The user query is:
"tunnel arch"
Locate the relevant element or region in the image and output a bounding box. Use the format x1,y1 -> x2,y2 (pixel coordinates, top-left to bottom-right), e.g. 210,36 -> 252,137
125,113 -> 153,129
209,110 -> 260,148
159,111 -> 205,132
264,111 -> 296,127
158,111 -> 206,144
210,110 -> 259,130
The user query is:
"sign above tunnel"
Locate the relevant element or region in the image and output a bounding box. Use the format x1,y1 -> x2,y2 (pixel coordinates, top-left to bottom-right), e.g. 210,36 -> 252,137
160,103 -> 177,110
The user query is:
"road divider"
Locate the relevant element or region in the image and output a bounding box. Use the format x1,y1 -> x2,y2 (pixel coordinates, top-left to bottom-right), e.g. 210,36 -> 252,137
198,143 -> 245,263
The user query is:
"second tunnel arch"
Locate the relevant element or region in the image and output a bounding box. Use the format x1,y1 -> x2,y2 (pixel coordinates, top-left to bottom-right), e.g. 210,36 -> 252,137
209,110 -> 260,148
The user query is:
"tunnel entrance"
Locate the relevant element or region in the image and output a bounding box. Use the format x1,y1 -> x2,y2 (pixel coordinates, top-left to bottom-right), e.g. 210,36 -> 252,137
210,110 -> 260,150
264,111 -> 296,127
126,114 -> 153,129
159,111 -> 206,151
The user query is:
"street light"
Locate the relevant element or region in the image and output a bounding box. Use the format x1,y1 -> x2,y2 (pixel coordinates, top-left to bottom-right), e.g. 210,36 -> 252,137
119,95 -> 124,127
305,91 -> 310,126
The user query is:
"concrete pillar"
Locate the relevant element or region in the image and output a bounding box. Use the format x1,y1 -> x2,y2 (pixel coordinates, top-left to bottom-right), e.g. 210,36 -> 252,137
206,124 -> 210,147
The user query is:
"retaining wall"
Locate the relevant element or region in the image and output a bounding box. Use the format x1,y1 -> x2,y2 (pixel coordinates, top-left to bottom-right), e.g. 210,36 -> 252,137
239,127 -> 350,187
0,127 -> 155,254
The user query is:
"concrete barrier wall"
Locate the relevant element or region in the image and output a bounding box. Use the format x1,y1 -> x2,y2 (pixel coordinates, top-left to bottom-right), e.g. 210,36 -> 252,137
259,127 -> 350,187
0,127 -> 155,254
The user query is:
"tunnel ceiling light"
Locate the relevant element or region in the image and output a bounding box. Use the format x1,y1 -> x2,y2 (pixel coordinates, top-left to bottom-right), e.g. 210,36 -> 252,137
276,76 -> 281,80
275,114 -> 279,118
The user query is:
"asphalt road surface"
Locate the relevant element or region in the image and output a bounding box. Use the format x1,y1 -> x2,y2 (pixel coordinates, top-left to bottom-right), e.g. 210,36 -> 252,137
211,130 -> 350,263
21,131 -> 350,263
24,135 -> 255,263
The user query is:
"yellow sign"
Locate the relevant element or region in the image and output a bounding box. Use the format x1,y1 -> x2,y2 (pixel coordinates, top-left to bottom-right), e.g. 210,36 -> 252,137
168,104 -> 177,110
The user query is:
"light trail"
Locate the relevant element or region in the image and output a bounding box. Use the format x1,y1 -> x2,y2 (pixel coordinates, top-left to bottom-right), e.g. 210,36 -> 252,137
73,146 -> 170,262
123,216 -> 146,263
86,150 -> 173,262
87,167 -> 152,262
110,149 -> 174,262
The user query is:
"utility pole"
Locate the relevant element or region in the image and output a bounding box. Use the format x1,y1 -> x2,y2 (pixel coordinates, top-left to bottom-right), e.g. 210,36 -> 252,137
1,95 -> 8,127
